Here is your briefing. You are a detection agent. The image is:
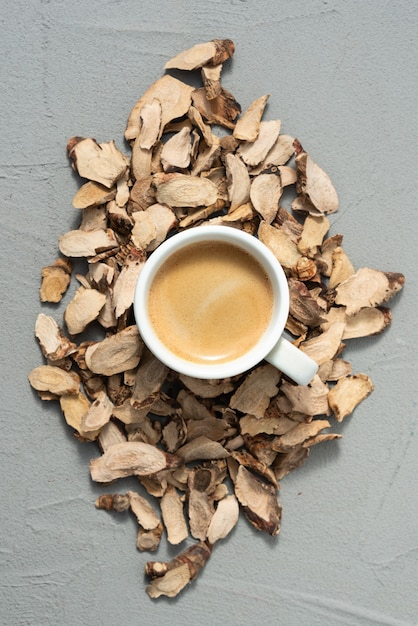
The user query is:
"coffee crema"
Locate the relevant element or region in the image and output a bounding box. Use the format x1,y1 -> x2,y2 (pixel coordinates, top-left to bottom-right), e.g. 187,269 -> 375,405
147,241 -> 274,365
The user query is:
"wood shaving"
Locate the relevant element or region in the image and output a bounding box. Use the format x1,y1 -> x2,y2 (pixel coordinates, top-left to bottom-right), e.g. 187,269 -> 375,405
28,39 -> 405,599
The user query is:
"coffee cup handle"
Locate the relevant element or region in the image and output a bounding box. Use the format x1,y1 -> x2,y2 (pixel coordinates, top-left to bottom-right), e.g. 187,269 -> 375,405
265,337 -> 318,386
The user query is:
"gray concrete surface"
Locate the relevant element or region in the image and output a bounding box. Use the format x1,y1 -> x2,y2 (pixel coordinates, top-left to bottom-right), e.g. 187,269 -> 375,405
1,1 -> 417,625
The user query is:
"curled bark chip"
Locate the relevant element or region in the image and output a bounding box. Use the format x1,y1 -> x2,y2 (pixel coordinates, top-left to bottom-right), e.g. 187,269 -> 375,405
30,38 -> 405,599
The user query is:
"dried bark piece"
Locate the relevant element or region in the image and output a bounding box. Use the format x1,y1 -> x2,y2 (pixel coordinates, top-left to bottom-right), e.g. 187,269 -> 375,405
106,200 -> 132,234
316,233 -> 343,276
112,254 -> 146,319
125,75 -> 194,141
229,365 -> 281,418
162,413 -> 187,453
201,64 -> 223,100
145,542 -> 212,598
206,494 -> 239,544
233,465 -> 281,536
79,390 -> 113,435
110,399 -> 147,425
186,416 -> 230,443
233,94 -> 269,142
251,134 -> 295,174
130,350 -> 169,410
238,120 -> 282,167
67,137 -> 128,188
334,268 -> 405,315
40,258 -> 72,303
59,390 -> 93,439
258,221 -> 302,270
280,375 -> 330,417
35,314 -> 76,361
191,143 -> 221,177
231,450 -> 278,487
72,181 -> 116,209
85,326 -> 144,376
178,201 -> 225,228
223,202 -> 255,223
161,126 -> 192,171
64,286 -> 106,335
29,365 -> 80,396
144,203 -> 177,251
165,39 -> 234,70
131,140 -> 152,181
127,491 -> 161,530
160,485 -> 188,545
188,495 -> 213,541
343,306 -> 392,339
225,152 -> 251,212
328,246 -> 356,289
59,229 -> 118,258
303,432 -> 342,448
178,376 -> 235,399
98,420 -> 127,451
127,416 -> 161,447
130,211 -> 156,249
154,173 -> 218,208
272,418 -> 331,452
90,441 -> 181,483
138,100 -> 162,150
275,206 -> 304,242
86,262 -> 117,293
250,171 -> 283,224
240,413 -> 295,437
191,87 -> 241,129
177,389 -> 213,421
298,214 -> 330,256
278,165 -> 297,187
328,374 -> 374,422
300,321 -> 345,365
288,279 -> 326,327
327,358 -> 352,381
293,139 -> 339,214
188,105 -> 218,147
78,206 -> 108,232
177,436 -> 230,463
273,446 -> 310,480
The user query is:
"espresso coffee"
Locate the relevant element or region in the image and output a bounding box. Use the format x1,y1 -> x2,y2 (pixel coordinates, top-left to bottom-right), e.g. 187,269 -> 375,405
147,240 -> 274,365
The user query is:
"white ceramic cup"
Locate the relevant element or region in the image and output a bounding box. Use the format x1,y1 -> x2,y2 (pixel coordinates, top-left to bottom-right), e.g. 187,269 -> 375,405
133,225 -> 318,386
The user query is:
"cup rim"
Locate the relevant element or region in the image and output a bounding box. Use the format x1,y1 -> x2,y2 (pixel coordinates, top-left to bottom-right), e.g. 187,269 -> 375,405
133,225 -> 290,379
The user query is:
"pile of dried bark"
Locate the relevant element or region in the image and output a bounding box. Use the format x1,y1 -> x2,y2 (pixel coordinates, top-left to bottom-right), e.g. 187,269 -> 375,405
29,40 -> 404,598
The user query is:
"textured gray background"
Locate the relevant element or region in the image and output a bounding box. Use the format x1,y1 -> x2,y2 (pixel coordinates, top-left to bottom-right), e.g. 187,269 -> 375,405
1,1 -> 417,625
